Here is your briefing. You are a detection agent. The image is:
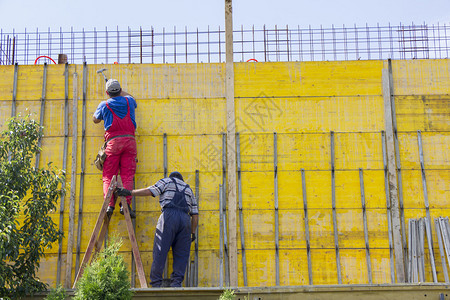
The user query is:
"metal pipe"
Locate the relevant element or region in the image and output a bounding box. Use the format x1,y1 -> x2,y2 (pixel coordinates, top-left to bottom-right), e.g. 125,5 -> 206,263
219,184 -> 224,288
302,169 -> 313,285
435,218 -> 449,283
11,63 -> 18,117
35,62 -> 47,170
331,131 -> 342,284
417,131 -> 437,281
236,133 -> 247,286
163,133 -> 168,279
75,62 -> 88,274
359,168 -> 372,284
274,132 -> 280,286
194,170 -> 200,287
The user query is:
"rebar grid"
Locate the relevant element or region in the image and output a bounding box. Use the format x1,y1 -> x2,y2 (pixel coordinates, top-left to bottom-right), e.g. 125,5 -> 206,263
0,23 -> 449,65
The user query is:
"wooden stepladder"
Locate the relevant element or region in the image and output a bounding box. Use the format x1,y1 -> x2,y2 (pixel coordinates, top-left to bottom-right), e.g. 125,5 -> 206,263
72,175 -> 148,288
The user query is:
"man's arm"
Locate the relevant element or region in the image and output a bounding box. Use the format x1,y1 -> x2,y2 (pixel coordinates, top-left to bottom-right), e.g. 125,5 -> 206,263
191,214 -> 198,234
131,188 -> 154,197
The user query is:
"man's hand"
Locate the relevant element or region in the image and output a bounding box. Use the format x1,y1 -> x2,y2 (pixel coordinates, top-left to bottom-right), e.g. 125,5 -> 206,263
191,233 -> 196,242
115,187 -> 132,197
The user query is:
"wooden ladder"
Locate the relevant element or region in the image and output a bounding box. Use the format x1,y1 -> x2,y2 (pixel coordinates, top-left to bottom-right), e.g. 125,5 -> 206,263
72,175 -> 148,288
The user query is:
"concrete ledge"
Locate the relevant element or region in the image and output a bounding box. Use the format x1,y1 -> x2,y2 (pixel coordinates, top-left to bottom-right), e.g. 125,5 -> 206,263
21,283 -> 450,300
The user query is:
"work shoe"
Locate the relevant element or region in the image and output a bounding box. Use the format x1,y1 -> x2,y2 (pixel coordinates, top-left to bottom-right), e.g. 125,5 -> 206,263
106,206 -> 114,218
120,204 -> 136,219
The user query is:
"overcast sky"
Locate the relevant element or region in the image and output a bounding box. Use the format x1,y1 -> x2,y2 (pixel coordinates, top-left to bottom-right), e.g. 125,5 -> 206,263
0,0 -> 449,32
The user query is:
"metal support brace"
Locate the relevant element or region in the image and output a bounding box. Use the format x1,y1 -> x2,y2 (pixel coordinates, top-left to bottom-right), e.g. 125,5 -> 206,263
194,170 -> 200,287
236,133 -> 248,286
56,63 -> 69,286
163,133 -> 168,279
330,131 -> 342,284
219,184 -> 224,287
417,219 -> 425,282
274,132 -> 280,286
35,62 -> 47,169
438,218 -> 450,273
417,130 -> 437,282
359,169 -> 372,284
75,62 -> 87,275
301,169 -> 313,285
222,133 -> 230,286
381,131 -> 396,283
11,63 -> 18,117
435,218 -> 449,283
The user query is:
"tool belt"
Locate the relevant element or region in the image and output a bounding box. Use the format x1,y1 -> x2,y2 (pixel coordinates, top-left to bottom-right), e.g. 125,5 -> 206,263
94,134 -> 134,171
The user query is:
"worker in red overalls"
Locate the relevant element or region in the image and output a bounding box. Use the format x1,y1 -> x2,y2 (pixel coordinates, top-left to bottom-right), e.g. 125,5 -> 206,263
93,79 -> 137,218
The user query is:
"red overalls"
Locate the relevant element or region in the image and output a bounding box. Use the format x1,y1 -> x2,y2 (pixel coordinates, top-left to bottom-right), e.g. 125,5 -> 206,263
103,97 -> 137,207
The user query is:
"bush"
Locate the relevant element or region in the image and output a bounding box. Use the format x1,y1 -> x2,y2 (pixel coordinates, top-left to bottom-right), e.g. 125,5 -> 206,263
0,115 -> 65,298
73,237 -> 133,300
219,289 -> 235,300
45,285 -> 67,300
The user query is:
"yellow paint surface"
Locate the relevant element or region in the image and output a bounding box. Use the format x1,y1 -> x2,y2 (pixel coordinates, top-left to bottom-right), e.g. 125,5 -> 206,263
0,59 -> 448,288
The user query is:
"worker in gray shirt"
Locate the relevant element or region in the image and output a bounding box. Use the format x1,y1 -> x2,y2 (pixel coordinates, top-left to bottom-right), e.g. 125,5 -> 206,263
115,171 -> 198,287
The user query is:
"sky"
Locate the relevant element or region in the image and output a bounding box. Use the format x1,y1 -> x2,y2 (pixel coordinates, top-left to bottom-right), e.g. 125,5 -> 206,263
0,0 -> 449,32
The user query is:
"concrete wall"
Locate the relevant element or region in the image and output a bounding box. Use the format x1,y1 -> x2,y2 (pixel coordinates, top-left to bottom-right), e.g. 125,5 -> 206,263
0,59 -> 448,287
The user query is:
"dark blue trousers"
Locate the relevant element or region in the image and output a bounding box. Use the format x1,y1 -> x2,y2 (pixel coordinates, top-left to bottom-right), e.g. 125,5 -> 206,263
150,208 -> 191,287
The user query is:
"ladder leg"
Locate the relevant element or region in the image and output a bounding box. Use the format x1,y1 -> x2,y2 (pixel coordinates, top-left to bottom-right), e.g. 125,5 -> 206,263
72,175 -> 118,288
118,176 -> 148,288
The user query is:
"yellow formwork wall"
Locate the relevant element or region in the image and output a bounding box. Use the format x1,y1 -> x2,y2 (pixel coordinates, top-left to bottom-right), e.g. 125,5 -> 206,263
0,59 -> 448,288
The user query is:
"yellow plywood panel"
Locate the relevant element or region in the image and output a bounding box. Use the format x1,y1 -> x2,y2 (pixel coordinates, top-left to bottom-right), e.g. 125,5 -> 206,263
136,98 -> 226,136
241,210 -> 275,249
45,64 -> 67,100
235,61 -> 383,97
337,209 -> 365,249
305,171 -> 332,209
0,101 -> 12,131
15,65 -> 44,100
421,132 -> 450,169
197,250 -> 222,287
0,66 -> 14,100
334,132 -> 384,170
85,63 -> 226,100
392,59 -> 450,95
335,171 -> 361,209
279,209 -> 306,249
308,209 -> 334,249
241,171 -> 274,210
167,134 -> 224,173
398,133 -> 421,169
395,95 -> 450,131
278,133 -> 330,171
340,249 -> 369,284
243,249 -> 276,287
236,96 -> 385,133
402,170 -> 425,208
239,133 -> 273,172
135,136 -> 165,174
278,171 -> 303,210
367,209 -> 390,249
427,170 -> 450,209
279,249 -> 309,286
370,249 -> 393,284
364,170 -> 387,209
310,249 -> 339,284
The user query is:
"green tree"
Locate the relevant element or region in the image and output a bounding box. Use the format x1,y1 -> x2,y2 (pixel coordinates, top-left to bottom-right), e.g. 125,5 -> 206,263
74,237 -> 133,300
0,116 -> 65,299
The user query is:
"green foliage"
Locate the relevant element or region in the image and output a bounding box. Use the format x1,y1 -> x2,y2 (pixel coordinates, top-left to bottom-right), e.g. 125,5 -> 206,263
0,115 -> 65,299
74,237 -> 133,300
219,289 -> 236,300
45,285 -> 67,300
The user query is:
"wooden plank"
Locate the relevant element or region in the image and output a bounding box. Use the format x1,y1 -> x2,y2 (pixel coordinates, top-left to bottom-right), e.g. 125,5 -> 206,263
117,176 -> 148,288
382,62 -> 405,283
72,175 -> 117,288
225,0 -> 238,287
65,71 -> 78,288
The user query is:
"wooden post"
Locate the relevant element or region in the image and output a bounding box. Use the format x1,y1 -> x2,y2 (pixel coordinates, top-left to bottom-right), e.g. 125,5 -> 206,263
225,0 -> 238,287
382,62 -> 405,283
65,71 -> 78,288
